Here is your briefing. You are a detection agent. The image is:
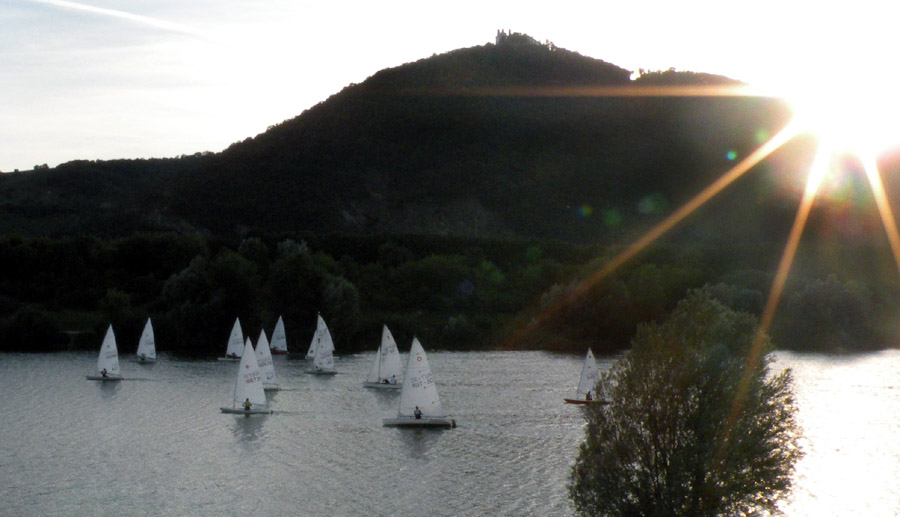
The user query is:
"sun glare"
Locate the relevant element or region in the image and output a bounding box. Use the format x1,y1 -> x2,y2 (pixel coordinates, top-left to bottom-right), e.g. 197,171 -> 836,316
781,79 -> 900,158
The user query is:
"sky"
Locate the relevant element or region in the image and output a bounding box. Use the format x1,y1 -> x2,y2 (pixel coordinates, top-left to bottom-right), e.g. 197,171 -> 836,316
1,0 -> 896,172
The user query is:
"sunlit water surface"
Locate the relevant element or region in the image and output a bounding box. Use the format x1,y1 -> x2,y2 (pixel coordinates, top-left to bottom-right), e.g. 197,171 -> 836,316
1,350 -> 898,515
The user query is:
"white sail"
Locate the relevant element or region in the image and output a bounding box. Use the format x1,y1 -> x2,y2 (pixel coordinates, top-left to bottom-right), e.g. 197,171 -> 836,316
365,325 -> 403,384
270,316 -> 288,354
575,348 -> 599,399
255,329 -> 278,388
365,345 -> 383,383
306,314 -> 326,359
397,338 -> 445,418
311,317 -> 336,372
135,318 -> 156,360
224,318 -> 244,358
97,324 -> 121,376
233,340 -> 267,409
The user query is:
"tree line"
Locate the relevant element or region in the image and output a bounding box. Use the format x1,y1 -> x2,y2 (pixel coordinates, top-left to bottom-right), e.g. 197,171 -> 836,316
1,231 -> 895,356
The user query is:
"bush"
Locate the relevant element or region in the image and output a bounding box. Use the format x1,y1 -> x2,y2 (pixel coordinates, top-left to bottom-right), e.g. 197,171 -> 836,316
569,288 -> 802,516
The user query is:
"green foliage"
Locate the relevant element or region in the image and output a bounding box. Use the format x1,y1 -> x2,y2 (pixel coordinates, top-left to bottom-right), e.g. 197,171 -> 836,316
569,288 -> 802,516
0,305 -> 68,352
705,281 -> 764,315
320,273 -> 361,348
777,274 -> 884,352
157,249 -> 265,354
0,226 -> 894,356
0,231 -> 584,354
531,259 -> 707,353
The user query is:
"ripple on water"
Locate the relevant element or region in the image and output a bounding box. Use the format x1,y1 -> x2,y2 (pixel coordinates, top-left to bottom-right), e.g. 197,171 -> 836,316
2,350 -> 898,515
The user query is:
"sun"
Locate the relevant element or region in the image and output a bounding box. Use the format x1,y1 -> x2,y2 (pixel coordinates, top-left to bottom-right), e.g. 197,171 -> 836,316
778,77 -> 900,159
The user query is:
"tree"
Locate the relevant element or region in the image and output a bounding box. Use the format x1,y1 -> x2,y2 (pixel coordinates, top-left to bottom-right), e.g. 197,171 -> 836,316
570,288 -> 802,516
778,274 -> 882,352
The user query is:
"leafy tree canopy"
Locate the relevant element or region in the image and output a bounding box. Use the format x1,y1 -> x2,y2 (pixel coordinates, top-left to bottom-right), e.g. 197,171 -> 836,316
570,287 -> 802,516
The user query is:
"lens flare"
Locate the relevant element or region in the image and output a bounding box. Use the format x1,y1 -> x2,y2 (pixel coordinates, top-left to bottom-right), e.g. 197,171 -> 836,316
782,79 -> 900,158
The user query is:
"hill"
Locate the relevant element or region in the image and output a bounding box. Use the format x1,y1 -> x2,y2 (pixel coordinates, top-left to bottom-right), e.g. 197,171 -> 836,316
0,32 -> 795,244
4,33 -> 900,355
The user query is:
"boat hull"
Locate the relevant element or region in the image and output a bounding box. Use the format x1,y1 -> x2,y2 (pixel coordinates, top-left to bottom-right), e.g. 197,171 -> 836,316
263,385 -> 281,392
383,416 -> 456,428
363,382 -> 401,390
270,350 -> 288,355
135,358 -> 156,363
220,407 -> 272,415
86,375 -> 123,381
217,357 -> 241,362
306,369 -> 337,375
564,398 -> 611,405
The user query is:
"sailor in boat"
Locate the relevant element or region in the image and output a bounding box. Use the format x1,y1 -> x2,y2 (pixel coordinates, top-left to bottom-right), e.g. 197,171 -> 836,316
101,368 -> 108,378
382,378 -> 390,384
414,406 -> 422,419
389,375 -> 397,385
585,391 -> 592,401
227,353 -> 239,359
243,398 -> 252,411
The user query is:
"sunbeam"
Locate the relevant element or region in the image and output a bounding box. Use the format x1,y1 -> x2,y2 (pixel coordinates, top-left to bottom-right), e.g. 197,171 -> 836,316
577,121 -> 800,298
719,140 -> 830,460
502,118 -> 800,349
406,84 -> 767,99
759,141 -> 831,336
861,153 -> 900,279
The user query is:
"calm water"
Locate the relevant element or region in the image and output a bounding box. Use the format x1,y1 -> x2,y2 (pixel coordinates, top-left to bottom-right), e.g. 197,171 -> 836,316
2,350 -> 899,516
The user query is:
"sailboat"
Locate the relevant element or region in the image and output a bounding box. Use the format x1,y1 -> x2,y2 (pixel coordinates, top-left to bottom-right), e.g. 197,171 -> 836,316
217,317 -> 244,361
270,316 -> 288,355
306,314 -> 337,375
383,338 -> 455,428
564,348 -> 610,405
87,324 -> 123,381
221,340 -> 271,414
363,325 -> 403,389
135,317 -> 156,363
305,314 -> 326,360
255,329 -> 280,391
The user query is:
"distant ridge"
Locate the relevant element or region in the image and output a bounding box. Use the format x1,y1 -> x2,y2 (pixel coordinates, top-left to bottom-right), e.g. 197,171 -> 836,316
0,32 -> 792,243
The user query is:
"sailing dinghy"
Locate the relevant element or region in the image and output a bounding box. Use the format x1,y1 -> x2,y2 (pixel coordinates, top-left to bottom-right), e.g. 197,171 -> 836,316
305,314 -> 326,360
363,325 -> 403,389
87,325 -> 123,381
255,330 -> 280,391
564,348 -> 609,405
270,316 -> 288,355
135,317 -> 156,363
221,340 -> 272,415
217,317 -> 244,361
383,338 -> 455,428
306,314 -> 337,375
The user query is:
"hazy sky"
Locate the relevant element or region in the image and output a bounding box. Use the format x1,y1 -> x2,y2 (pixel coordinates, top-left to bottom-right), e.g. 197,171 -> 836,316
2,0 -> 894,172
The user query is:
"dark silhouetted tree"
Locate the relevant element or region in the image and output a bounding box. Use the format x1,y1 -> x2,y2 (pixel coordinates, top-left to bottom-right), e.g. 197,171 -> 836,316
570,288 -> 802,516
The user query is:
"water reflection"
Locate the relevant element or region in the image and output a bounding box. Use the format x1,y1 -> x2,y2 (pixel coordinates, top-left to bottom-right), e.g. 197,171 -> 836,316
97,380 -> 122,398
368,389 -> 400,411
396,428 -> 445,460
231,414 -> 268,445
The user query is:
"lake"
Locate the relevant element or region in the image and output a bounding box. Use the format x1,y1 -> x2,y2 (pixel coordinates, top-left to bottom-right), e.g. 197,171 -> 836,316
2,349 -> 899,516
